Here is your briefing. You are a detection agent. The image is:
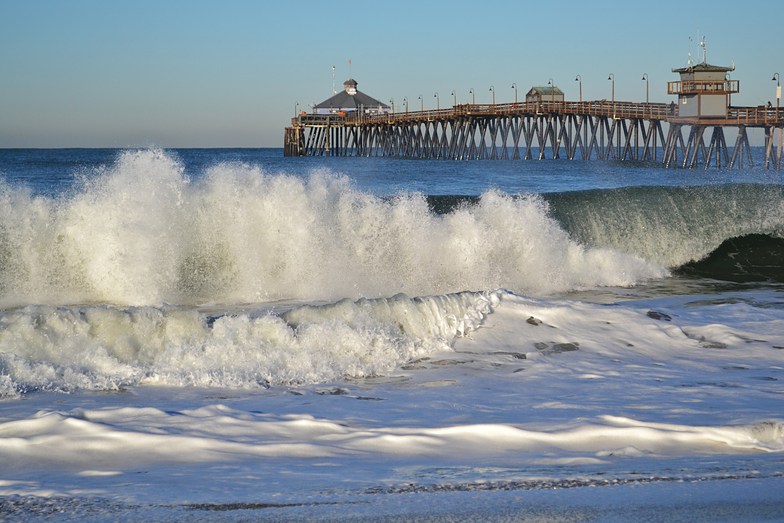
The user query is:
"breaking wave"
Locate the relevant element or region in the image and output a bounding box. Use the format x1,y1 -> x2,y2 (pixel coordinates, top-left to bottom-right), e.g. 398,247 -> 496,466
545,184 -> 784,271
0,149 -> 664,308
0,290 -> 500,397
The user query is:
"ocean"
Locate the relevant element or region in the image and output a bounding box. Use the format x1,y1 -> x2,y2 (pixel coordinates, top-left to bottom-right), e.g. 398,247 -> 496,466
0,148 -> 783,521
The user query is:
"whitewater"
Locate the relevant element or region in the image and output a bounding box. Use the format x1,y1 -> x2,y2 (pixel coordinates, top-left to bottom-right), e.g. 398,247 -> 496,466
1,148 -> 783,521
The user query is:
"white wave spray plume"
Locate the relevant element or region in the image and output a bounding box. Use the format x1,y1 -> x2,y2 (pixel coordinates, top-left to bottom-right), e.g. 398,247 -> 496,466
0,149 -> 665,308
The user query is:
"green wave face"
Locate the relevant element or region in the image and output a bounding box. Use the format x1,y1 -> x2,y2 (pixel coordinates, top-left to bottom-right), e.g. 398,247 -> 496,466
543,184 -> 784,271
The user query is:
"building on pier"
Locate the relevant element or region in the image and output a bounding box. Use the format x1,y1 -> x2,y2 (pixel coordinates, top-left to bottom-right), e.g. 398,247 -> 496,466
314,78 -> 390,115
662,52 -> 757,169
668,62 -> 737,118
525,86 -> 564,103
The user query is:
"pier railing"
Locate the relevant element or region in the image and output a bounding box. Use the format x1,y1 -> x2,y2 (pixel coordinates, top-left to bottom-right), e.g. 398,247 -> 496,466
286,99 -> 784,169
293,102 -> 784,128
340,101 -> 674,124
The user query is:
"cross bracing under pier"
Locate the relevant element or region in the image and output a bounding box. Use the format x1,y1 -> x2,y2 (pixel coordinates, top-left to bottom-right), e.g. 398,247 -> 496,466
285,101 -> 784,170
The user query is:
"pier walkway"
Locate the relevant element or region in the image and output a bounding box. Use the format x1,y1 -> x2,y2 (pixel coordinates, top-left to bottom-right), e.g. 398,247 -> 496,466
284,100 -> 784,169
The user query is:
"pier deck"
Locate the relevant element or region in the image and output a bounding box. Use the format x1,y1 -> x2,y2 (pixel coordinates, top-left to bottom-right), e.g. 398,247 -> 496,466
284,100 -> 784,169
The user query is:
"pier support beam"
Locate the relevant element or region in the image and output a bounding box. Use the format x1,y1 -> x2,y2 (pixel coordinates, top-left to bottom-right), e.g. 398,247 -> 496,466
288,108 -> 780,170
765,125 -> 784,170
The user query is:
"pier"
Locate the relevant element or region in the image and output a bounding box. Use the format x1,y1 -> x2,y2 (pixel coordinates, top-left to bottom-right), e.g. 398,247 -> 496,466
284,61 -> 784,169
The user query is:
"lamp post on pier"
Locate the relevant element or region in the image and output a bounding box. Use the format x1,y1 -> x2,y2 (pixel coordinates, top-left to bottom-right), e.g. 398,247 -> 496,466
726,71 -> 732,107
389,99 -> 395,113
403,97 -> 408,113
575,75 -> 582,102
469,88 -> 475,104
434,92 -> 440,110
773,73 -> 782,170
451,90 -> 456,107
547,79 -> 556,110
642,73 -> 649,104
608,73 -> 615,117
418,95 -> 423,111
294,102 -> 299,117
511,83 -> 518,104
489,85 -> 495,105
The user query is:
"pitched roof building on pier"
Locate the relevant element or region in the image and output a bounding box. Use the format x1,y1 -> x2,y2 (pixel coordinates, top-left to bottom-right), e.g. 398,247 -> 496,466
525,86 -> 564,103
314,78 -> 390,115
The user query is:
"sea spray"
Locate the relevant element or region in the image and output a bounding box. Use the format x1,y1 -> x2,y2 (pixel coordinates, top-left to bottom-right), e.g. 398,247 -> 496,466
0,150 -> 665,308
546,184 -> 784,268
0,291 -> 500,397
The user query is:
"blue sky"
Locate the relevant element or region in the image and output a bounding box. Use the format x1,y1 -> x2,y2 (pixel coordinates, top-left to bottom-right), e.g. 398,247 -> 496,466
1,0 -> 783,148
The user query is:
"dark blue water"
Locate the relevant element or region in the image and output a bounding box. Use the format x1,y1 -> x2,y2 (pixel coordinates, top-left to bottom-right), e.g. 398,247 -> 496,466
2,147 -> 782,198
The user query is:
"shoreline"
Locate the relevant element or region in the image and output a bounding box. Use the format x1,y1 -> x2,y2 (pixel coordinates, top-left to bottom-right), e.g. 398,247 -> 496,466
4,476 -> 784,522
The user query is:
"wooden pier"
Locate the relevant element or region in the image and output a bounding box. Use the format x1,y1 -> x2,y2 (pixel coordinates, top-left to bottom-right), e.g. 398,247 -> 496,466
284,100 -> 784,169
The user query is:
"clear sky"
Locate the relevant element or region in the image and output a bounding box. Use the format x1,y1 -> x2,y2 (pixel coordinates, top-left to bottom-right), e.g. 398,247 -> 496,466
1,0 -> 783,148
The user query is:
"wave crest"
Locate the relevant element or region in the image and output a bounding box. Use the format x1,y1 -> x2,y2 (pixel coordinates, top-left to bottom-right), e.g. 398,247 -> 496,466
0,291 -> 500,397
0,150 -> 664,307
547,184 -> 784,269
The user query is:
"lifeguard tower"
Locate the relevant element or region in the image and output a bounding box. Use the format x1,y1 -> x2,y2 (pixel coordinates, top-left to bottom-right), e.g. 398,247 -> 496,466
662,37 -> 750,167
667,38 -> 738,119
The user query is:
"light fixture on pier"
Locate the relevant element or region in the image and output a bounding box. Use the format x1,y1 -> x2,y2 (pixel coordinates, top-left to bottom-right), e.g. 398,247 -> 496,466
642,73 -> 649,104
511,83 -> 518,104
489,85 -> 495,105
608,73 -> 615,116
548,79 -> 556,104
575,75 -> 582,102
434,92 -> 440,110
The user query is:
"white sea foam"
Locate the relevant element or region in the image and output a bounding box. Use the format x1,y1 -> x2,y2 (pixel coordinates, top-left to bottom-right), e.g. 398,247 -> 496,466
0,149 -> 665,308
1,284 -> 783,512
1,405 -> 781,474
0,291 -> 500,397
